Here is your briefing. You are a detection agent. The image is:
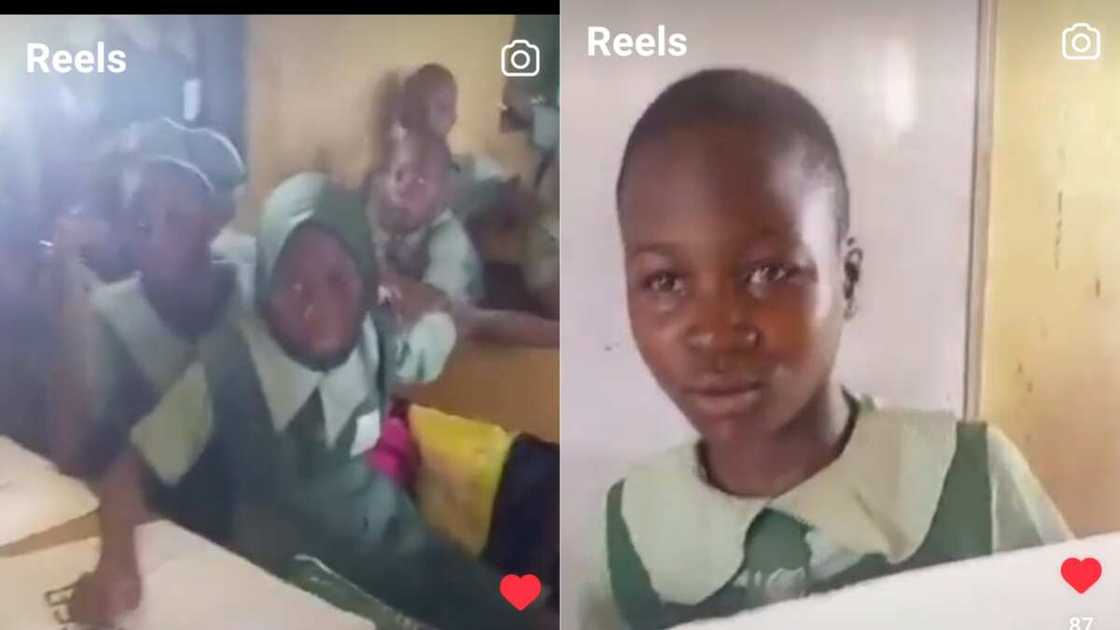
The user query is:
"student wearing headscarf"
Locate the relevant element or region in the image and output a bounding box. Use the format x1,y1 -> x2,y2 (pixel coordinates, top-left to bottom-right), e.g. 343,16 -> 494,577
70,173 -> 549,630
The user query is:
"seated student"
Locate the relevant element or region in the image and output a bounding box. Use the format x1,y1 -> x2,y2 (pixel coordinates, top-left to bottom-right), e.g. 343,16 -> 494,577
70,173 -> 552,630
77,156 -> 248,542
500,16 -> 561,319
373,126 -> 483,302
54,119 -> 254,291
520,151 -> 559,319
370,127 -> 557,347
123,118 -> 257,264
581,69 -> 1072,629
397,63 -> 558,319
395,63 -> 522,227
70,120 -> 253,444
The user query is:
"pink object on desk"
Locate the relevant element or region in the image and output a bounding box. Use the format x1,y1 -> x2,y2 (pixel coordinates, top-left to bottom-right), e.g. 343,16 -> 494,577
364,400 -> 420,493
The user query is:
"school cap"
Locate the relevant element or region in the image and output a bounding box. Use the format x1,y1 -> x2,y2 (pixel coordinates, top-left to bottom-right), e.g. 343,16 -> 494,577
119,117 -> 246,213
256,172 -> 376,303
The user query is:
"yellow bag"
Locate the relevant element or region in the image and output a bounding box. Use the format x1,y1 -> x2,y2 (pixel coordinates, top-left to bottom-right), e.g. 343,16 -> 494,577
408,404 -> 516,556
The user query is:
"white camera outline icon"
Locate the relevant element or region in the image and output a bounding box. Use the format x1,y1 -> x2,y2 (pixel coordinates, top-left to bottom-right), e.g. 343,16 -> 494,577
1062,23 -> 1101,61
501,39 -> 541,77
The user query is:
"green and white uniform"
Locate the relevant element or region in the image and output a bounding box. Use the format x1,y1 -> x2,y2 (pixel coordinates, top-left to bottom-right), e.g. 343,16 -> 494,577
581,396 -> 1072,629
126,173 -> 524,630
374,208 -> 484,304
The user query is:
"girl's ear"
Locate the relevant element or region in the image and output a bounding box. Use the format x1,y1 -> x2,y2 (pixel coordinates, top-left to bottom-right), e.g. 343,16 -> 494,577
842,236 -> 864,319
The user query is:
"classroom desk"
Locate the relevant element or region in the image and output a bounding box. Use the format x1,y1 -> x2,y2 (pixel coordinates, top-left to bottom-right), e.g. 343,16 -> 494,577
0,342 -> 560,559
0,512 -> 100,558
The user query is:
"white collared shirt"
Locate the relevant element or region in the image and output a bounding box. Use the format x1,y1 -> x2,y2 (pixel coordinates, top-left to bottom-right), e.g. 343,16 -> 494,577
130,309 -> 455,486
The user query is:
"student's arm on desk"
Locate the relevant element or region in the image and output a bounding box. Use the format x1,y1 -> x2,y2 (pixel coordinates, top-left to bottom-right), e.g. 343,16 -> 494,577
70,362 -> 214,625
382,270 -> 558,349
69,449 -> 149,625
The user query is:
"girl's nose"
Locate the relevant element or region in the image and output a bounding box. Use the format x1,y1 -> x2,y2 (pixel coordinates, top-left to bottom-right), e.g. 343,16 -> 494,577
685,285 -> 762,354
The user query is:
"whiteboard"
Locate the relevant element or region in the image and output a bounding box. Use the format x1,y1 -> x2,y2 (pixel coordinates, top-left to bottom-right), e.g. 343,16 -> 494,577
559,1 -> 981,626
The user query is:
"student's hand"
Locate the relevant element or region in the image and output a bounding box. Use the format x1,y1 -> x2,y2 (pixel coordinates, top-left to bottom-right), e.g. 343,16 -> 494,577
366,415 -> 420,493
379,270 -> 450,326
68,557 -> 142,626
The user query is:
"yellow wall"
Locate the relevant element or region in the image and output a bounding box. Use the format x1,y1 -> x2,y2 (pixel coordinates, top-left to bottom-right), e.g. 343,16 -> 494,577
982,0 -> 1120,535
243,15 -> 537,226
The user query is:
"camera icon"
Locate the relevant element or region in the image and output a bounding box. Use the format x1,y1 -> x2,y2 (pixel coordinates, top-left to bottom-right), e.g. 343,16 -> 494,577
501,39 -> 540,77
1062,22 -> 1102,61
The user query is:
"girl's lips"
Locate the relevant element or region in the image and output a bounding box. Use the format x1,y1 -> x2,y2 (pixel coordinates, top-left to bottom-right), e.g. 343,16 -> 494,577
684,382 -> 767,417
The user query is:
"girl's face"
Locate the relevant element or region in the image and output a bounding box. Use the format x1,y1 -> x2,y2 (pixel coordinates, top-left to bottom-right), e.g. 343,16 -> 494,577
265,225 -> 365,369
375,137 -> 449,235
423,82 -> 458,138
619,123 -> 848,448
125,165 -> 217,293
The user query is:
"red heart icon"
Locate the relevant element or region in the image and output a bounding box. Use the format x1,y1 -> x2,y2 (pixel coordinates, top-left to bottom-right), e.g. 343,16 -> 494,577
1061,557 -> 1102,594
499,574 -> 542,611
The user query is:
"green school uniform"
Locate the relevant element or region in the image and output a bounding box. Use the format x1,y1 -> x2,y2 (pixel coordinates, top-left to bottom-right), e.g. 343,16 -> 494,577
581,396 -> 1073,629
87,267 -> 238,450
375,208 -> 484,303
128,173 -> 525,630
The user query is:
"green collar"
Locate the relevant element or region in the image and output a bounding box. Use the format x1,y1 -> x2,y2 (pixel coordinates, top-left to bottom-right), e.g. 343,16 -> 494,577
619,396 -> 958,605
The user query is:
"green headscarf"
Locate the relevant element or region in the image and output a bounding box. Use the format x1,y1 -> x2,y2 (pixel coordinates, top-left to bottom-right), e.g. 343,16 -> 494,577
118,117 -> 247,218
255,171 -> 396,411
256,172 -> 377,305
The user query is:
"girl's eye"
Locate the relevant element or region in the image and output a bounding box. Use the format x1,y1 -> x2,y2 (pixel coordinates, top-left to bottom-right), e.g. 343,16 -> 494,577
744,264 -> 794,286
643,271 -> 684,294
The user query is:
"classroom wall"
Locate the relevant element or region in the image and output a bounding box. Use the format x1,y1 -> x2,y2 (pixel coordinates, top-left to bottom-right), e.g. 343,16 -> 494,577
980,0 -> 1120,536
242,15 -> 537,226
